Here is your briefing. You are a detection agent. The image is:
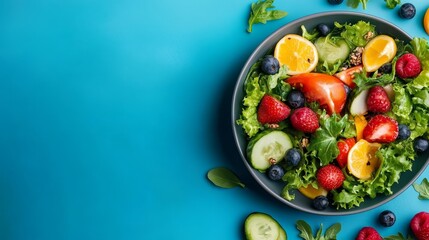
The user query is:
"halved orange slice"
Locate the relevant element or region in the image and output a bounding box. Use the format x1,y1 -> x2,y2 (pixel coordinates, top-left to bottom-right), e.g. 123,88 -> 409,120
274,34 -> 318,75
298,183 -> 327,199
347,139 -> 381,180
362,35 -> 397,72
354,115 -> 368,141
424,7 -> 429,35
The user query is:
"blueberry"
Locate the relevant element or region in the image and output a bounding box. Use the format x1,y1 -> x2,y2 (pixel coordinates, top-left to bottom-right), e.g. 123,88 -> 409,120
261,55 -> 280,75
414,137 -> 429,153
327,0 -> 343,5
343,84 -> 351,96
312,195 -> 329,210
286,90 -> 305,109
317,23 -> 331,36
267,164 -> 285,181
398,3 -> 416,19
285,148 -> 301,166
396,124 -> 411,141
378,210 -> 396,227
379,63 -> 393,74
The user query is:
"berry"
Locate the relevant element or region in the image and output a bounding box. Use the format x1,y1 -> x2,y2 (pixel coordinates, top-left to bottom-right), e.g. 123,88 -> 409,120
379,210 -> 396,227
327,0 -> 343,5
410,212 -> 429,240
285,148 -> 301,166
396,124 -> 411,141
356,227 -> 383,240
366,86 -> 391,113
286,90 -> 305,109
336,138 -> 356,168
414,137 -> 429,153
267,164 -> 285,181
261,55 -> 280,75
396,53 -> 422,79
363,115 -> 399,143
257,95 -> 291,124
399,3 -> 416,19
290,107 -> 319,133
312,195 -> 329,210
316,164 -> 345,191
317,23 -> 331,36
379,63 -> 393,74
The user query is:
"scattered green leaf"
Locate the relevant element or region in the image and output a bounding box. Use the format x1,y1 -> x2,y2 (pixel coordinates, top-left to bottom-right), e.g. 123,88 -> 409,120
247,0 -> 287,33
347,0 -> 369,9
413,178 -> 429,200
207,167 -> 245,188
296,220 -> 341,240
385,0 -> 401,9
384,232 -> 414,240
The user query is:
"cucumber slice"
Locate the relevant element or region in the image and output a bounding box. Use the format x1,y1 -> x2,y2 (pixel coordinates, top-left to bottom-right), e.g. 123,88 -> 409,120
244,212 -> 286,240
349,89 -> 369,116
247,130 -> 293,172
314,37 -> 350,65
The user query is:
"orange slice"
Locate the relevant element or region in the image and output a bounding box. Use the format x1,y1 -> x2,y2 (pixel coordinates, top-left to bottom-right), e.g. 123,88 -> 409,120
362,35 -> 397,72
274,34 -> 318,75
354,115 -> 368,141
298,183 -> 327,199
424,7 -> 429,35
347,139 -> 381,180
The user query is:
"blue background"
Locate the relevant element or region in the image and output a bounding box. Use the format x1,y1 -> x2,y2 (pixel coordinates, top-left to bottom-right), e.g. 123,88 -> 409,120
0,0 -> 428,239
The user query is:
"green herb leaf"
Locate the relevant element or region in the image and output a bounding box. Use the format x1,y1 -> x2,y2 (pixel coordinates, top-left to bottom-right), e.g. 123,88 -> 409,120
413,178 -> 429,200
207,167 -> 245,188
384,232 -> 414,240
385,0 -> 400,9
347,0 -> 368,9
247,0 -> 287,33
324,223 -> 341,240
296,220 -> 341,240
296,220 -> 314,240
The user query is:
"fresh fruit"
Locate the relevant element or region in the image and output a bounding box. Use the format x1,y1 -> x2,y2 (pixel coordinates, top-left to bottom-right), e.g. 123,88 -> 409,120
274,34 -> 318,75
379,210 -> 396,227
290,107 -> 319,133
257,95 -> 291,124
414,137 -> 429,153
334,65 -> 363,88
396,124 -> 411,141
287,73 -> 347,114
395,53 -> 422,79
410,212 -> 429,240
355,227 -> 383,240
267,164 -> 285,181
424,7 -> 429,35
327,0 -> 343,5
317,23 -> 331,36
286,90 -> 305,109
314,37 -> 350,67
366,86 -> 391,113
247,130 -> 293,172
343,84 -> 351,96
298,183 -> 328,199
363,115 -> 399,143
354,115 -> 368,141
378,63 -> 393,74
362,35 -> 397,72
350,89 -> 369,116
347,139 -> 381,180
261,55 -> 280,75
336,138 -> 356,168
244,212 -> 286,240
383,84 -> 395,101
284,148 -> 301,166
399,3 -> 416,19
316,164 -> 345,191
312,195 -> 329,210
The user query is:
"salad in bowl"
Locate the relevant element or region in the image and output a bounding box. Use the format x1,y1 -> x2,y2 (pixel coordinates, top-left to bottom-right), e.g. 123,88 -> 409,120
232,12 -> 429,215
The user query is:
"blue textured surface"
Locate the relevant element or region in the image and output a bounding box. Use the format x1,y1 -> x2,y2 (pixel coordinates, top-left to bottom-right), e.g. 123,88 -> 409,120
0,0 -> 428,239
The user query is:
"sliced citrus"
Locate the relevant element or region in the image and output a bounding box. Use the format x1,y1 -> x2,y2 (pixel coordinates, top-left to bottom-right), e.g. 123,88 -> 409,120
347,139 -> 381,180
298,183 -> 327,199
424,7 -> 429,35
274,34 -> 318,75
354,115 -> 368,141
362,35 -> 397,72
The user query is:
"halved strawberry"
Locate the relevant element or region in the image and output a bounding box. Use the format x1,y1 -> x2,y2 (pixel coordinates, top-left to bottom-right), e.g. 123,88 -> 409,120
316,164 -> 345,191
257,94 -> 291,124
336,138 -> 356,168
363,115 -> 399,143
410,212 -> 429,240
334,65 -> 363,88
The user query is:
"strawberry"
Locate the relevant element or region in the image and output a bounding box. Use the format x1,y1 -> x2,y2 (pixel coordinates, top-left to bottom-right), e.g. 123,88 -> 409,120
290,107 -> 319,133
355,227 -> 383,240
366,86 -> 391,113
336,138 -> 356,168
363,115 -> 399,143
257,95 -> 291,124
316,164 -> 345,191
396,53 -> 422,79
410,212 -> 429,240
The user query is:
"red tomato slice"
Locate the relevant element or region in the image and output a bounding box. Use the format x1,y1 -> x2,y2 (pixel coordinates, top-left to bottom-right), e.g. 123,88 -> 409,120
334,65 -> 363,88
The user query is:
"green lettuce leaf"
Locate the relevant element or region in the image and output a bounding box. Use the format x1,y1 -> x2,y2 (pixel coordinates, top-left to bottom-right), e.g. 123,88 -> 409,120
385,0 -> 400,9
335,20 -> 375,47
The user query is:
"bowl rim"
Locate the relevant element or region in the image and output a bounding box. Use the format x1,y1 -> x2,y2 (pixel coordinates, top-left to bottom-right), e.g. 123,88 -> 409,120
231,11 -> 428,215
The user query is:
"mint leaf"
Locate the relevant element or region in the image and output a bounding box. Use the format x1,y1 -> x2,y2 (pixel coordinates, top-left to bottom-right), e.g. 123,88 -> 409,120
413,178 -> 429,200
247,0 -> 287,33
207,167 -> 245,188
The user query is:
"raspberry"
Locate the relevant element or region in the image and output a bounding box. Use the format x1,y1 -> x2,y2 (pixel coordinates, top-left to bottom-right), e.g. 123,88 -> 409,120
396,53 -> 422,79
410,212 -> 429,240
356,227 -> 383,240
290,107 -> 319,133
366,86 -> 391,113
